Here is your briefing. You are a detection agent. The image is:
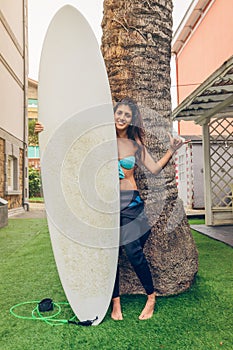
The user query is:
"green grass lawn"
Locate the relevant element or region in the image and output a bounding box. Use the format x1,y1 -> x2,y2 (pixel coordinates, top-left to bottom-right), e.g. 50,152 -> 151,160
29,197 -> 44,203
0,218 -> 232,350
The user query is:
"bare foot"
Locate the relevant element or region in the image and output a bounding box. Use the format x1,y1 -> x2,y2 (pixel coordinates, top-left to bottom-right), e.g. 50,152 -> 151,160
111,297 -> 123,320
138,293 -> 156,320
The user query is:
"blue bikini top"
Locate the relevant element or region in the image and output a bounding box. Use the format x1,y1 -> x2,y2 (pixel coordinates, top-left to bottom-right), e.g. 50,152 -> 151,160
118,156 -> 136,179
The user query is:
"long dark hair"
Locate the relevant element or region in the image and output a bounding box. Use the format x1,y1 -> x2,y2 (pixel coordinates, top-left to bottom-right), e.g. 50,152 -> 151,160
114,97 -> 146,160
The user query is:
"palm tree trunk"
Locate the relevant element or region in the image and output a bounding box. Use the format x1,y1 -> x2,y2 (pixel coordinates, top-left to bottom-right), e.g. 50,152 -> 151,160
101,0 -> 198,295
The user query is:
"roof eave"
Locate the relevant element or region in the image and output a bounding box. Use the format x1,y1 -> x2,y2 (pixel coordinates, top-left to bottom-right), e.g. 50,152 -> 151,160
172,0 -> 213,55
172,56 -> 233,124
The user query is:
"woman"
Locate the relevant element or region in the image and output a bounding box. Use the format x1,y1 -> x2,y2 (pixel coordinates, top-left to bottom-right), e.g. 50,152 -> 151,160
35,98 -> 186,321
111,98 -> 185,321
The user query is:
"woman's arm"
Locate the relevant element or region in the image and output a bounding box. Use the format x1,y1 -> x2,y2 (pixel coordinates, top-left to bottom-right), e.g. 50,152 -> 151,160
140,133 -> 189,175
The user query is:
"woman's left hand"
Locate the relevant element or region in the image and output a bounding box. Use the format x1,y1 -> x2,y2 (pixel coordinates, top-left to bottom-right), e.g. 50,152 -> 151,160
168,132 -> 190,154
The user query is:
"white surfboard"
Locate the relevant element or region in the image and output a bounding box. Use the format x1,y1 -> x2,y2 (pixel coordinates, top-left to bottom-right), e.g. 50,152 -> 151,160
38,5 -> 119,325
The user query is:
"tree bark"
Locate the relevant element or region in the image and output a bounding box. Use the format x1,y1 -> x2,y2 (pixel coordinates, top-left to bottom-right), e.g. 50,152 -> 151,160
101,0 -> 198,296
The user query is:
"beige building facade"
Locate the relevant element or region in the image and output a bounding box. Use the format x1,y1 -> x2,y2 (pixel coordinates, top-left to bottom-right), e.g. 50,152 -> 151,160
28,78 -> 40,170
0,0 -> 28,219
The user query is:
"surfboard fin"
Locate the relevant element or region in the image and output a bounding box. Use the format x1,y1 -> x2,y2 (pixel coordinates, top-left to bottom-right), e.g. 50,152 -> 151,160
68,316 -> 98,326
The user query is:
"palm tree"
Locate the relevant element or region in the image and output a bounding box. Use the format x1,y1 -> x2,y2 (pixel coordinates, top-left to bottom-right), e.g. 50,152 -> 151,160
101,0 -> 198,295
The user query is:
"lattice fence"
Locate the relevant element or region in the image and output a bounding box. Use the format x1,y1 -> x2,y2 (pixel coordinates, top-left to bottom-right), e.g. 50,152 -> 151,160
209,117 -> 233,209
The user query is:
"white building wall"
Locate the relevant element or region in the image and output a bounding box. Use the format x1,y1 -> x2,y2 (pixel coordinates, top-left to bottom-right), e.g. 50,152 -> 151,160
0,1 -> 26,140
0,0 -> 28,211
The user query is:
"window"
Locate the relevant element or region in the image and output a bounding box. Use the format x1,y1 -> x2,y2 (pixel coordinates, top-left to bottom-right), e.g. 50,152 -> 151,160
7,155 -> 17,192
4,141 -> 21,195
28,146 -> 40,158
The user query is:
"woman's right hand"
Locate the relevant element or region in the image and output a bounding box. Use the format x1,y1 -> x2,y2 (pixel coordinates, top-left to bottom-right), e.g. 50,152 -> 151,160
34,122 -> 44,133
168,132 -> 190,154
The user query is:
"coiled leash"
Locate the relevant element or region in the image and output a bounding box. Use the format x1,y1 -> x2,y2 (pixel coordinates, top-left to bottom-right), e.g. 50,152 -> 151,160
10,298 -> 98,326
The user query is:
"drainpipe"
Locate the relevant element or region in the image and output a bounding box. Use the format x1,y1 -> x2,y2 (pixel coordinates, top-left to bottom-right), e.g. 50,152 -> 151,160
171,51 -> 180,135
22,0 -> 29,211
174,52 -> 181,135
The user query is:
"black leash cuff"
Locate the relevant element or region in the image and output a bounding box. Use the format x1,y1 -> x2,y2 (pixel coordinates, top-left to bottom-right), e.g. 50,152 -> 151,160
38,298 -> 54,312
68,316 -> 98,326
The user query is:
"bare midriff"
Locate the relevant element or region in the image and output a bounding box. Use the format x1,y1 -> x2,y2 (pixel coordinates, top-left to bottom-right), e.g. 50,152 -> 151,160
120,168 -> 138,191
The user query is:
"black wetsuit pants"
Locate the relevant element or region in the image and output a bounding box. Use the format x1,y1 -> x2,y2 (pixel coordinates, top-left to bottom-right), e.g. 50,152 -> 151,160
112,190 -> 154,298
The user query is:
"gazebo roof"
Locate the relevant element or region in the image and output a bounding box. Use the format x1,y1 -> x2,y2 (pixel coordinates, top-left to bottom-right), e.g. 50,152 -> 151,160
172,56 -> 233,125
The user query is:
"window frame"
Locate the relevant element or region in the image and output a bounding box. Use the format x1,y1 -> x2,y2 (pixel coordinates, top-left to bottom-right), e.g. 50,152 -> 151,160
5,142 -> 21,195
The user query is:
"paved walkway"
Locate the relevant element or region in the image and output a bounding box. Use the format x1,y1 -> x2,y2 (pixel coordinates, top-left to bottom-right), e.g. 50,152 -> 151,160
187,209 -> 233,247
10,203 -> 233,247
10,202 -> 46,219
190,224 -> 233,247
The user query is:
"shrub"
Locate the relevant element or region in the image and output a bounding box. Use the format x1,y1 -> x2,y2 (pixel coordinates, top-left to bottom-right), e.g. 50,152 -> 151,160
28,119 -> 39,146
29,167 -> 42,198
